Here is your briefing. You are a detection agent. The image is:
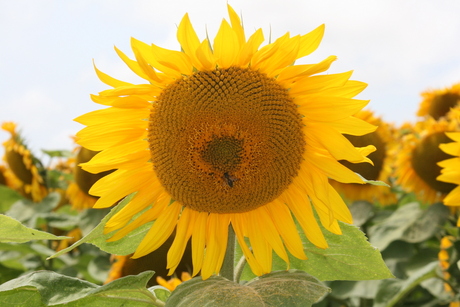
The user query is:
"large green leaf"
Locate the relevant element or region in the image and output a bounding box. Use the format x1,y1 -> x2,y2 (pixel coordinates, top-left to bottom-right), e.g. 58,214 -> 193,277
48,195 -> 150,260
0,185 -> 24,213
0,270 -> 165,306
237,220 -> 393,282
166,270 -> 329,307
0,214 -> 68,243
368,202 -> 449,251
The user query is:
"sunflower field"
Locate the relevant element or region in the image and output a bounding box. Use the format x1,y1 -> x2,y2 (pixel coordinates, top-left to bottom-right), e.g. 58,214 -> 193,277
1,4 -> 460,307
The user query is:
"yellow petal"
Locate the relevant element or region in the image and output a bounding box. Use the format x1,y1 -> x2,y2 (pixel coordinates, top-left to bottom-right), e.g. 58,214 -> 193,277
277,55 -> 337,85
93,62 -> 132,88
246,211 -> 272,274
297,24 -> 325,59
297,97 -> 370,123
282,185 -> 328,249
289,71 -> 353,96
195,39 -> 215,71
329,116 -> 378,136
305,123 -> 373,163
266,200 -> 307,260
234,28 -> 264,67
305,151 -> 365,184
167,207 -> 196,275
227,4 -> 245,46
177,13 -> 204,70
213,19 -> 239,69
201,213 -> 229,279
133,202 -> 182,258
90,95 -> 151,109
231,215 -> 264,276
191,212 -> 208,276
440,142 -> 460,156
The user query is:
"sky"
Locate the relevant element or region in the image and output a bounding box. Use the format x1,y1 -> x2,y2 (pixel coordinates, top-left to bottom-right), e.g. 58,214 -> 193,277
1,0 -> 460,162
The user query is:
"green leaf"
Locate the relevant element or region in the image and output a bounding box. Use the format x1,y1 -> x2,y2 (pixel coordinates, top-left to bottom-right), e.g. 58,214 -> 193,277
48,195 -> 149,260
6,192 -> 61,228
349,200 -> 375,227
330,279 -> 382,300
368,202 -> 449,251
87,255 -> 111,283
355,173 -> 390,187
374,261 -> 439,307
41,149 -> 72,158
166,270 -> 329,307
0,215 -> 68,243
0,270 -> 164,307
148,286 -> 171,303
239,220 -> 393,282
0,185 -> 24,213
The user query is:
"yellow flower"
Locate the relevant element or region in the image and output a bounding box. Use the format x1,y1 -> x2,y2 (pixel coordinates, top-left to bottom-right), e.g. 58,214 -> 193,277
2,122 -> 47,202
76,5 -> 376,280
0,164 -> 22,190
439,236 -> 455,294
395,117 -> 459,204
156,272 -> 192,291
67,147 -> 113,210
417,83 -> 460,120
330,110 -> 396,205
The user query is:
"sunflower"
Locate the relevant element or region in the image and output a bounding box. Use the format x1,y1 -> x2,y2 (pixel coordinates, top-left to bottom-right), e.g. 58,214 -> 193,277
75,5 -> 376,280
2,122 -> 47,202
395,117 -> 459,204
330,110 -> 396,205
67,147 -> 113,210
417,83 -> 460,120
0,164 -> 22,190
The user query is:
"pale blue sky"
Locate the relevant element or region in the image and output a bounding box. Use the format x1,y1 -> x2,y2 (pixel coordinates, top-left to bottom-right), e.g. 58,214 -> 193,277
1,0 -> 460,161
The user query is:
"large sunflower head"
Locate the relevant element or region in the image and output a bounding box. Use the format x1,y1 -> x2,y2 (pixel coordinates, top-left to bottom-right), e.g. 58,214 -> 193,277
67,146 -> 113,210
417,83 -> 460,120
75,5 -> 376,280
330,110 -> 396,205
1,122 -> 47,202
395,117 -> 459,204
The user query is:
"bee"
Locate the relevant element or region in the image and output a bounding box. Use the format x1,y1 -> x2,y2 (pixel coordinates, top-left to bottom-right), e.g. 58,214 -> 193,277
223,172 -> 238,188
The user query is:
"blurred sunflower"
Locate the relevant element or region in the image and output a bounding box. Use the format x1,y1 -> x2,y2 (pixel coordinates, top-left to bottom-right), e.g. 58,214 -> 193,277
1,122 -> 47,202
417,83 -> 460,120
395,117 -> 459,204
330,110 -> 396,205
0,164 -> 21,190
76,5 -> 376,279
67,147 -> 113,210
105,234 -> 192,287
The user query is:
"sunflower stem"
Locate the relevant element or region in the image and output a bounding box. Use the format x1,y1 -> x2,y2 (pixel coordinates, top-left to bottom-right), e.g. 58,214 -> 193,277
234,255 -> 247,283
221,225 -> 235,281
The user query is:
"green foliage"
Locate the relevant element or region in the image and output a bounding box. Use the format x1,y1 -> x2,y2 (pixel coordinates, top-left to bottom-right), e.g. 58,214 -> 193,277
0,270 -> 166,306
316,197 -> 460,306
49,195 -> 151,260
0,185 -> 23,212
167,270 -> 330,307
0,214 -> 68,243
236,216 -> 393,282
